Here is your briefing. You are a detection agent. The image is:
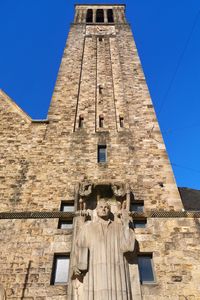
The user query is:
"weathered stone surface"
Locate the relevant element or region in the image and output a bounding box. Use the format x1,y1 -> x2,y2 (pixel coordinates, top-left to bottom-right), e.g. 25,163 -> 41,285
0,4 -> 199,300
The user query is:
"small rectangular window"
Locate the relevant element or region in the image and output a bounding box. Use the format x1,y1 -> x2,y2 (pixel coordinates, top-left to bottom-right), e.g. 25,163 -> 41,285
119,116 -> 124,128
58,201 -> 74,229
99,85 -> 103,94
51,255 -> 70,285
78,116 -> 84,128
58,220 -> 73,229
98,145 -> 106,163
130,201 -> 144,212
60,201 -> 74,212
138,254 -> 155,283
99,116 -> 104,128
133,220 -> 147,229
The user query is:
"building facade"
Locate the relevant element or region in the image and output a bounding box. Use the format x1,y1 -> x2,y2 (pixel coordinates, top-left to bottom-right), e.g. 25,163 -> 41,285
0,4 -> 200,300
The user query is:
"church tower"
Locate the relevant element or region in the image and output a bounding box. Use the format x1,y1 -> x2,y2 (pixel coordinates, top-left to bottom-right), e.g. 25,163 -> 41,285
0,4 -> 199,300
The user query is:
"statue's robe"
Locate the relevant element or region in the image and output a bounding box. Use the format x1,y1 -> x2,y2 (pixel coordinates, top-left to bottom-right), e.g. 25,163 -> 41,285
0,285 -> 6,300
75,218 -> 135,300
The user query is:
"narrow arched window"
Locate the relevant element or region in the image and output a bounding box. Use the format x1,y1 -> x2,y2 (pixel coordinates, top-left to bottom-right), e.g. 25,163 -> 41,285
119,116 -> 124,128
86,9 -> 93,23
96,9 -> 104,23
78,115 -> 84,128
107,9 -> 114,23
99,115 -> 104,128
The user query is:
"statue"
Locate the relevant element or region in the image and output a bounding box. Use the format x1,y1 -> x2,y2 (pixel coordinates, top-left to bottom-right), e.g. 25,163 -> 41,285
72,199 -> 135,300
0,285 -> 6,300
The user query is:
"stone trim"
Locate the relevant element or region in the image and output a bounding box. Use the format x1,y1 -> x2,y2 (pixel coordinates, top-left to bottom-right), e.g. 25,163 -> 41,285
1,210 -> 200,219
0,211 -> 74,219
31,119 -> 49,124
134,211 -> 200,218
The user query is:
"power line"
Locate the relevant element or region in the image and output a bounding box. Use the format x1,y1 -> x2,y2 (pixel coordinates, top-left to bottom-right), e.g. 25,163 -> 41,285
157,9 -> 200,117
162,122 -> 200,135
171,163 -> 200,174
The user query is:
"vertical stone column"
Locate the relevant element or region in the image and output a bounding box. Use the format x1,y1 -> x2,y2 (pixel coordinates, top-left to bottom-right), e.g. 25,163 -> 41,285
113,8 -> 119,23
117,9 -> 123,23
120,8 -> 126,23
93,9 -> 96,23
77,9 -> 82,23
104,9 -> 108,23
79,9 -> 84,23
74,10 -> 79,23
82,9 -> 87,24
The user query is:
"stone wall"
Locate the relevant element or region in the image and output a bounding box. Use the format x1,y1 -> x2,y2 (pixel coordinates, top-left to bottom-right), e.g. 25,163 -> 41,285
138,218 -> 200,299
1,217 -> 200,299
0,4 -> 199,299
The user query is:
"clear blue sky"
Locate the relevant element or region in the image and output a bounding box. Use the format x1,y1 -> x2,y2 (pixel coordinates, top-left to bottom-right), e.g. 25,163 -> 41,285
0,0 -> 200,189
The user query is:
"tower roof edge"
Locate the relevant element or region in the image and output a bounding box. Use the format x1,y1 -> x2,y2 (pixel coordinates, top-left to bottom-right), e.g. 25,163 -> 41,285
74,4 -> 126,7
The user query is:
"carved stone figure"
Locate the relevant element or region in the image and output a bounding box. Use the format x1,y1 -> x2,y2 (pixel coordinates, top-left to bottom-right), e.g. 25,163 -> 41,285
79,183 -> 92,197
111,183 -> 126,197
0,285 -> 6,300
72,199 -> 135,300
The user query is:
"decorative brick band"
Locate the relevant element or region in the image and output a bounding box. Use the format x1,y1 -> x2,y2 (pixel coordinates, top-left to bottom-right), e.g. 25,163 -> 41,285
148,210 -> 200,218
132,211 -> 200,218
0,210 -> 200,219
0,211 -> 74,219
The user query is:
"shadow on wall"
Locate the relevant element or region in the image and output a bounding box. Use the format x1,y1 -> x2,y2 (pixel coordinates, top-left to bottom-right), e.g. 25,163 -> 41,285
21,260 -> 32,300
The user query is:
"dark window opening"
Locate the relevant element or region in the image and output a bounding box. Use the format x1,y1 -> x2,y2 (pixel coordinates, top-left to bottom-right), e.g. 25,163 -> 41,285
99,85 -> 103,94
78,116 -> 84,128
96,9 -> 104,23
119,116 -> 124,128
99,115 -> 104,128
86,9 -> 93,23
138,254 -> 155,283
107,9 -> 114,23
130,201 -> 144,212
60,201 -> 75,212
51,254 -> 70,285
133,219 -> 147,229
99,37 -> 103,42
98,145 -> 107,163
58,201 -> 74,229
58,220 -> 73,229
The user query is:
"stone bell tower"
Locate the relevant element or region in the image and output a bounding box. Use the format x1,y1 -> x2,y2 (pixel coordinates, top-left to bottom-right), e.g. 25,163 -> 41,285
48,3 -> 182,212
0,4 -> 200,300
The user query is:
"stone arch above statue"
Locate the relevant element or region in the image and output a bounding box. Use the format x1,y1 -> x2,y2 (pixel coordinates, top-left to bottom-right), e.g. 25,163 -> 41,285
77,182 -> 134,214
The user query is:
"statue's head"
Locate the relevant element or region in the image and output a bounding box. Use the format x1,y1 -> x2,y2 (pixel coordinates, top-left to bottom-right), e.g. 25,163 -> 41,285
96,199 -> 110,220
